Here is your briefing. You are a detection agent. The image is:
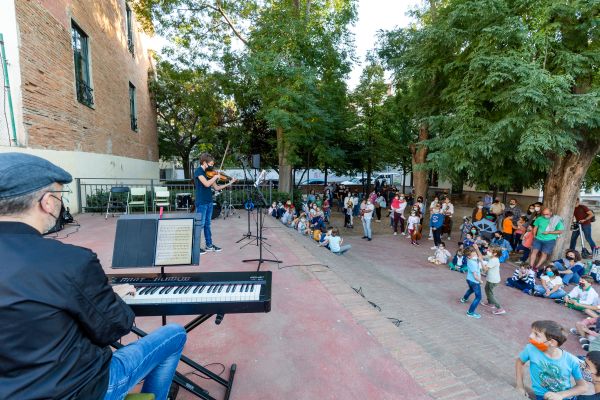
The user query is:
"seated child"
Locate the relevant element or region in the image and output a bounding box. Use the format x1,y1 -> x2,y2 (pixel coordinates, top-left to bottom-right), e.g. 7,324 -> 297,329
562,275 -> 599,317
463,232 -> 475,248
268,202 -> 277,217
322,228 -> 351,255
428,242 -> 452,265
449,243 -> 468,273
491,231 -> 512,262
515,320 -> 587,400
591,261 -> 600,283
297,214 -> 311,235
531,265 -> 567,299
319,227 -> 333,249
506,264 -> 535,294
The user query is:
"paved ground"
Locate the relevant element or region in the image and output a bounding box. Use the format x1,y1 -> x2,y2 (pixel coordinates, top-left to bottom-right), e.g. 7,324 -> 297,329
55,207 -> 597,399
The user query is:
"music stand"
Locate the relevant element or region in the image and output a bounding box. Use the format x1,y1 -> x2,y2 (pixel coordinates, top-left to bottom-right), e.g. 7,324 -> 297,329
235,159 -> 260,244
242,170 -> 282,271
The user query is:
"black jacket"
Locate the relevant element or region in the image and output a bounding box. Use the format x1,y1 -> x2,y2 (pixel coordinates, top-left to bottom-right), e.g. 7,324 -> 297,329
0,222 -> 135,399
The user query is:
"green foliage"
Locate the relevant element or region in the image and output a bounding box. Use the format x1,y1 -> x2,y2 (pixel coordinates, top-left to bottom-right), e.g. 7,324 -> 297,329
379,0 -> 600,192
150,60 -> 233,177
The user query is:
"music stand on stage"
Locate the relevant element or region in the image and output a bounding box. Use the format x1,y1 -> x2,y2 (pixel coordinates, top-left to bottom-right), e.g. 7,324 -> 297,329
242,170 -> 282,271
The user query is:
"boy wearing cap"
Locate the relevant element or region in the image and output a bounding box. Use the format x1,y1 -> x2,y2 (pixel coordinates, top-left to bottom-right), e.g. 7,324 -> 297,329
0,153 -> 186,400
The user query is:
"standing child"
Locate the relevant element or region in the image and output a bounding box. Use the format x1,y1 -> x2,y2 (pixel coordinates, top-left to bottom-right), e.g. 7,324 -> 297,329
460,246 -> 485,319
407,211 -> 421,245
430,207 -> 444,249
481,245 -> 506,315
516,320 -> 587,400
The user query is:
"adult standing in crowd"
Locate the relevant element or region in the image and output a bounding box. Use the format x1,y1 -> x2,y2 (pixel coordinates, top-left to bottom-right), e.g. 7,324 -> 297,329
490,197 -> 505,220
361,198 -> 375,241
570,197 -> 597,253
194,153 -> 237,253
441,197 -> 454,240
0,153 -> 187,400
528,208 -> 565,270
508,198 -> 522,224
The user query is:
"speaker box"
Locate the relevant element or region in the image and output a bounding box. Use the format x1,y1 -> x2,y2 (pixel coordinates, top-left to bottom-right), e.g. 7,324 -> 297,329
252,154 -> 261,169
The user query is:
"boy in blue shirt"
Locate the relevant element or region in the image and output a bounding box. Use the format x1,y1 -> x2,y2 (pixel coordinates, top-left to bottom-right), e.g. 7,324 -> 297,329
516,320 -> 587,400
429,207 -> 444,249
460,245 -> 484,318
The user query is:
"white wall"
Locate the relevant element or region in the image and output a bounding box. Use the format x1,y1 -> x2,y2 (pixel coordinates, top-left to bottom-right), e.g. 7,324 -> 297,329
0,0 -> 24,146
0,147 -> 159,213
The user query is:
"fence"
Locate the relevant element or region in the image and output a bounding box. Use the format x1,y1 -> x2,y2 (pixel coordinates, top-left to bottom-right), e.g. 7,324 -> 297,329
76,178 -> 277,214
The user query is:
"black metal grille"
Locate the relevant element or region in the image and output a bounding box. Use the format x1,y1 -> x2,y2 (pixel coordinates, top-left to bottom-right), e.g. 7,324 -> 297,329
127,38 -> 134,55
76,78 -> 94,107
130,116 -> 138,131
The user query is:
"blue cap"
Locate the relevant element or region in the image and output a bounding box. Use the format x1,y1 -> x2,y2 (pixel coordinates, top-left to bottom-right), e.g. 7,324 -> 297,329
0,153 -> 72,200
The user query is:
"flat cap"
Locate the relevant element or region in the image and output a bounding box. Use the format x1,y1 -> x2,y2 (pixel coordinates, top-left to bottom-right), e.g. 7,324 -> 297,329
0,153 -> 72,200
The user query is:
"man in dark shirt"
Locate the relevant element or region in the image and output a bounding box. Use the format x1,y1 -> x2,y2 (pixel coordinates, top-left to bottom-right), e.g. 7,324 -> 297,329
0,153 -> 186,400
194,152 -> 236,253
570,197 -> 597,252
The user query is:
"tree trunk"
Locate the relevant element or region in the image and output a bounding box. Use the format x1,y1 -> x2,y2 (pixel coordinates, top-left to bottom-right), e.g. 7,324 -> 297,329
324,167 -> 328,185
410,123 -> 429,199
182,153 -> 191,180
277,127 -> 293,194
366,158 -> 372,195
543,144 -> 600,259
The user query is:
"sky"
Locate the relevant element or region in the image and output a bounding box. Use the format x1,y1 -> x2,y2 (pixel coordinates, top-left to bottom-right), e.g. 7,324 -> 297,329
348,0 -> 419,88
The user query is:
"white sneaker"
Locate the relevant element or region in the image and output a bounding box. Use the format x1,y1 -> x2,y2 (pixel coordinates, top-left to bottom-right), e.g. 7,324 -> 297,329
447,236 -> 452,240
401,232 -> 406,236
431,246 -> 438,250
428,237 -> 433,240
393,232 -> 397,236
570,328 -> 579,335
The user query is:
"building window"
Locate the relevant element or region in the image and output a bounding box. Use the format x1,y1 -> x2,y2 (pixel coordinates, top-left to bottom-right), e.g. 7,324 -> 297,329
129,82 -> 137,131
71,22 -> 93,107
126,3 -> 134,55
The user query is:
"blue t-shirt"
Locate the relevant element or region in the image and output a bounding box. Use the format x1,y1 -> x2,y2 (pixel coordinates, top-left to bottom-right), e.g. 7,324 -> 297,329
466,258 -> 481,283
194,167 -> 213,205
430,213 -> 444,229
519,344 -> 583,396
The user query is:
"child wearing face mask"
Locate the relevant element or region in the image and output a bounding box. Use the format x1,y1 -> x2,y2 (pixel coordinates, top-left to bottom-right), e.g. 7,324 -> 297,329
407,210 -> 421,245
460,245 -> 485,318
562,275 -> 599,316
450,243 -> 468,273
463,232 -> 475,248
506,264 -> 536,293
578,351 -> 600,399
427,242 -> 452,264
532,266 -> 567,299
480,245 -> 506,315
515,320 -> 587,400
429,207 -> 444,249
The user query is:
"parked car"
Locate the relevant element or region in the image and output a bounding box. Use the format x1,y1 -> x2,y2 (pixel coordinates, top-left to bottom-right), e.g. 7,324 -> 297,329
299,178 -> 326,185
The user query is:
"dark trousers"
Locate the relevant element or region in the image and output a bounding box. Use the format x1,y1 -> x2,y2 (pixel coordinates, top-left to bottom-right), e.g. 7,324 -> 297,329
432,228 -> 442,247
506,278 -> 533,292
570,223 -> 597,250
393,213 -> 404,233
516,244 -> 531,262
375,207 -> 381,221
344,211 -> 351,227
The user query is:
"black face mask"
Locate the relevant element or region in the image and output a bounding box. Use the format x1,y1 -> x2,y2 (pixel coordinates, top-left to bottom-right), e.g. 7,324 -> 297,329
206,165 -> 214,171
566,256 -> 575,261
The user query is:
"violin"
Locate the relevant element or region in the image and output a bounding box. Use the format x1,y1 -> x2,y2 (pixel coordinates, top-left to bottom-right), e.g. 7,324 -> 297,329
206,169 -> 233,183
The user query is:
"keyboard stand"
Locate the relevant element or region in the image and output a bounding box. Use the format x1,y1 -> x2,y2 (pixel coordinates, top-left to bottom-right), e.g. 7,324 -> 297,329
113,314 -> 236,400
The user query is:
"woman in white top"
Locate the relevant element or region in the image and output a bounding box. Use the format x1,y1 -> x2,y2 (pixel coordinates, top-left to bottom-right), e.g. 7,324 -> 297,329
532,265 -> 567,299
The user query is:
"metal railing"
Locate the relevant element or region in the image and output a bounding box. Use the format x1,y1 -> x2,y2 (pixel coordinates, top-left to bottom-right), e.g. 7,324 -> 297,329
76,178 -> 276,213
76,79 -> 94,107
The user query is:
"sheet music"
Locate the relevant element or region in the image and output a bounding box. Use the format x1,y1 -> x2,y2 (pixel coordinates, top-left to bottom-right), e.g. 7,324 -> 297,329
154,219 -> 194,265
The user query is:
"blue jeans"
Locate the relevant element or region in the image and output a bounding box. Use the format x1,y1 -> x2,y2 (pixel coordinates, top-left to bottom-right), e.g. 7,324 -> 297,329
362,217 -> 372,239
535,396 -> 576,400
533,284 -> 567,299
196,203 -> 213,247
554,261 -> 581,285
104,324 -> 187,400
570,222 -> 597,250
333,244 -> 352,254
463,280 -> 482,314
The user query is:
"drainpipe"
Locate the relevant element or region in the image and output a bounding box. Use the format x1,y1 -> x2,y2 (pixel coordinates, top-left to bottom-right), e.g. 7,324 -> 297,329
0,33 -> 17,146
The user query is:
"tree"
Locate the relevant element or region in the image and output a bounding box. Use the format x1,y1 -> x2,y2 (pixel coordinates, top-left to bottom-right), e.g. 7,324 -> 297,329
150,60 -> 230,179
388,0 -> 599,257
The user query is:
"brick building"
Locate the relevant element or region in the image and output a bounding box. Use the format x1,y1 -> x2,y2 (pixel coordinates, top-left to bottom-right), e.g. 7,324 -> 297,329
0,0 -> 159,212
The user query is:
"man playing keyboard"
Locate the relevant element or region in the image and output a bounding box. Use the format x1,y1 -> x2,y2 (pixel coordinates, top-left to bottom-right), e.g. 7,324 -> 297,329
0,153 -> 186,400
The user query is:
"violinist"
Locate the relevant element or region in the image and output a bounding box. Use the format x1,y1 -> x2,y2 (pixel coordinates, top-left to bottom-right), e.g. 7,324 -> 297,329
194,153 -> 237,253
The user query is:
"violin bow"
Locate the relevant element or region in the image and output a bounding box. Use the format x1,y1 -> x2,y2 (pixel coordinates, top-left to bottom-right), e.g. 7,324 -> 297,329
218,140 -> 230,172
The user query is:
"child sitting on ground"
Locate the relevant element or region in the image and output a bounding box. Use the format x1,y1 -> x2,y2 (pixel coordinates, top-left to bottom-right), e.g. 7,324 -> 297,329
321,228 -> 351,255
506,264 -> 535,294
463,232 -> 475,248
449,242 -> 468,273
318,227 -> 333,249
297,214 -> 311,236
562,275 -> 600,317
516,320 -> 587,400
428,242 -> 452,265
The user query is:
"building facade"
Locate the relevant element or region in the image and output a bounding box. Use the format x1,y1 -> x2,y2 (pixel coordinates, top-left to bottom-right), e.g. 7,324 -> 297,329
0,0 -> 159,212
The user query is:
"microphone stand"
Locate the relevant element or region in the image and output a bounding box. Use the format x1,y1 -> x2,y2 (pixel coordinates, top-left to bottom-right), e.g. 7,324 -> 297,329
242,173 -> 281,271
